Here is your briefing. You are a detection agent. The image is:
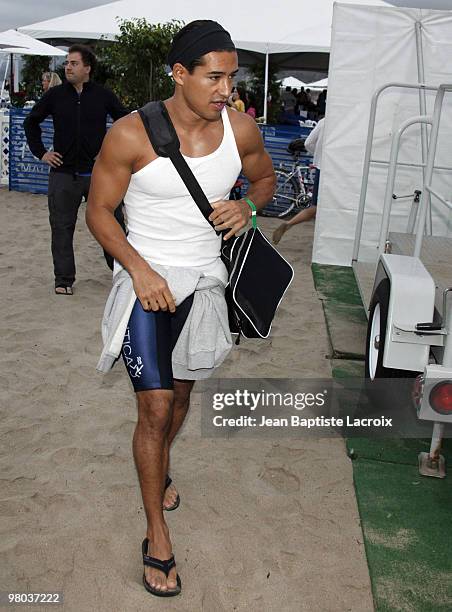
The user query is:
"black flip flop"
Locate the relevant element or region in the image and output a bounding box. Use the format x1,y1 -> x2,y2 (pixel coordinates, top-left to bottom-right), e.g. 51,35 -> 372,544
142,538 -> 181,597
55,285 -> 73,295
164,474 -> 180,512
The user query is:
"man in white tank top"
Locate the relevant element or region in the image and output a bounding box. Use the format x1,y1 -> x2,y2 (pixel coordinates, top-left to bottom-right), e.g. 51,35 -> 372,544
86,20 -> 275,597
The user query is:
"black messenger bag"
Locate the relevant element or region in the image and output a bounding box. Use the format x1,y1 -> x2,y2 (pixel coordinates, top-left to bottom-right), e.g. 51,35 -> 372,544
137,101 -> 294,340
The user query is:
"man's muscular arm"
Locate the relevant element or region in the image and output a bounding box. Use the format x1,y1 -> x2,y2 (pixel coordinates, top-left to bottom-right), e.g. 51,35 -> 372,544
209,111 -> 276,240
86,115 -> 175,312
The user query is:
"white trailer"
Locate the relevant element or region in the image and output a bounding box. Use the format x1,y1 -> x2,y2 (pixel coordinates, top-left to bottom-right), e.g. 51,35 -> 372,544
353,83 -> 452,478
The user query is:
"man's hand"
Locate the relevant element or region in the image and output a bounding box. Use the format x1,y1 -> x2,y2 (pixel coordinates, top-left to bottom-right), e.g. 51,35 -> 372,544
131,264 -> 176,313
209,199 -> 250,240
41,151 -> 63,168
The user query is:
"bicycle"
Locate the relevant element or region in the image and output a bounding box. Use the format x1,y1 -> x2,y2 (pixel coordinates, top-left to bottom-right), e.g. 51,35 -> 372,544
260,152 -> 315,218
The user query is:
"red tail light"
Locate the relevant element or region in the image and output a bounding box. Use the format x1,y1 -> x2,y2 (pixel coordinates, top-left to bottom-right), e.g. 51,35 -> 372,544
429,381 -> 452,415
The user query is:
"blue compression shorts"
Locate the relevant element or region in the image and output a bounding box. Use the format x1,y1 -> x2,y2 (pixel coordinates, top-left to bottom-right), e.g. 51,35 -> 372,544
121,294 -> 194,392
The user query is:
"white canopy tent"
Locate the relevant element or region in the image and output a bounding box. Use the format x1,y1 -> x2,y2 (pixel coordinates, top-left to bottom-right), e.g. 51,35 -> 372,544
281,76 -> 307,89
306,77 -> 328,88
18,0 -> 392,48
19,0 -> 392,120
312,4 -> 452,266
0,29 -> 66,56
0,29 -> 65,98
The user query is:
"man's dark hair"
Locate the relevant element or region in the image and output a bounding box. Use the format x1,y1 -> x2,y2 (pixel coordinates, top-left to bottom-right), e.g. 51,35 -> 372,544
171,21 -> 235,73
68,44 -> 97,76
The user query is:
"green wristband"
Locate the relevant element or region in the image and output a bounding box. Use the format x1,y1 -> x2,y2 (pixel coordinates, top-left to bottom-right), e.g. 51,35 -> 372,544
244,197 -> 257,229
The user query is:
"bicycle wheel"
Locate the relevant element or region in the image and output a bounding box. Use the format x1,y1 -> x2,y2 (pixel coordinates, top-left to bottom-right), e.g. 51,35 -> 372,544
260,169 -> 300,218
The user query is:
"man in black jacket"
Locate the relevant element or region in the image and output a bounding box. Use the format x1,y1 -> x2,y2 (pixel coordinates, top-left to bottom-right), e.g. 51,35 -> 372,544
24,44 -> 127,295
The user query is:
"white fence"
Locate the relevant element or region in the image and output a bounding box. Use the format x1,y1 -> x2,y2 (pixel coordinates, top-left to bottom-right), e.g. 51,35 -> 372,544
0,109 -> 9,186
0,109 -> 9,185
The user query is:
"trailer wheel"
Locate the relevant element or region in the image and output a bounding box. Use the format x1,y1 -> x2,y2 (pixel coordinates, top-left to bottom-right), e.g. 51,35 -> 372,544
365,278 -> 400,380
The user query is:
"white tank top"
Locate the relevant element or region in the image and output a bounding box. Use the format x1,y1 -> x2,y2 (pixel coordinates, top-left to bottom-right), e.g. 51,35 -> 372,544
115,108 -> 242,283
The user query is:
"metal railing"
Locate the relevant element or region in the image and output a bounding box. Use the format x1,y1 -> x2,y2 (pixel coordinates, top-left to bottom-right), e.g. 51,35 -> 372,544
352,82 -> 452,262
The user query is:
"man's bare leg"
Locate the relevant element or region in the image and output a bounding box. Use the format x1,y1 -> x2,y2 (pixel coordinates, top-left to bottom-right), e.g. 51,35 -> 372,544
163,380 -> 194,510
134,388 -> 178,593
272,205 -> 317,244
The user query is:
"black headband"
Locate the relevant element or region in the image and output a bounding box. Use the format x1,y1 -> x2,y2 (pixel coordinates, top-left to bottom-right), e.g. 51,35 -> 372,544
168,21 -> 236,68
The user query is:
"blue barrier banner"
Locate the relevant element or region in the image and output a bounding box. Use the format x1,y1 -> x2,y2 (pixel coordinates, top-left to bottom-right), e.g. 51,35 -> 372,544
9,108 -> 52,194
8,109 -> 312,195
260,123 -> 312,169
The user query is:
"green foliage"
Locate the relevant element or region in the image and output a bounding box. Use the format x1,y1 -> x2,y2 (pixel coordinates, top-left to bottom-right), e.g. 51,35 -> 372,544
247,63 -> 282,123
21,55 -> 51,100
10,91 -> 26,108
96,18 -> 183,109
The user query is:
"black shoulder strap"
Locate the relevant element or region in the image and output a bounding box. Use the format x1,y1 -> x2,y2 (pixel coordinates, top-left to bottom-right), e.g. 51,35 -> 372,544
137,101 -> 179,157
137,101 -> 215,228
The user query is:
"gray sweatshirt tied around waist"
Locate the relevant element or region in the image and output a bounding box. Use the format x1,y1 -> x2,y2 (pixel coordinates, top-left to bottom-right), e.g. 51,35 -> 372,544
96,265 -> 232,380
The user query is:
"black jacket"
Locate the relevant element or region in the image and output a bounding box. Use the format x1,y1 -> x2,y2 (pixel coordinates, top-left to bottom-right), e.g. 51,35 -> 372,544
23,81 -> 127,174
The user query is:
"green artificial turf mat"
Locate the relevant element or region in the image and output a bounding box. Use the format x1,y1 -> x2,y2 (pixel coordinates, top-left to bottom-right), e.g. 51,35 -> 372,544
312,263 -> 367,359
312,262 -> 363,306
346,437 -> 452,466
353,459 -> 452,611
322,300 -> 367,359
331,359 -> 365,378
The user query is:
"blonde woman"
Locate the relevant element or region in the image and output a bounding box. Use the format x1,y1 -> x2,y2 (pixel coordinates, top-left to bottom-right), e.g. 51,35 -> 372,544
42,72 -> 62,92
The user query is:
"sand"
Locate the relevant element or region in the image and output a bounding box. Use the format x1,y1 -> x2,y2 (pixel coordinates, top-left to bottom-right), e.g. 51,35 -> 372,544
0,188 -> 374,611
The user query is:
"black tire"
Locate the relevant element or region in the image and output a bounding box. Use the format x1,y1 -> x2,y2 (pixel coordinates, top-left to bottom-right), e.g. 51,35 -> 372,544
365,278 -> 402,380
363,278 -> 418,423
260,169 -> 300,218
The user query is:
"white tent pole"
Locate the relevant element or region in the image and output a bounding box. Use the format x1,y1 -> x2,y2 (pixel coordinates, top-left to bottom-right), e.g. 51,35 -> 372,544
13,56 -> 19,92
263,46 -> 269,124
10,53 -> 14,93
1,54 -> 10,100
